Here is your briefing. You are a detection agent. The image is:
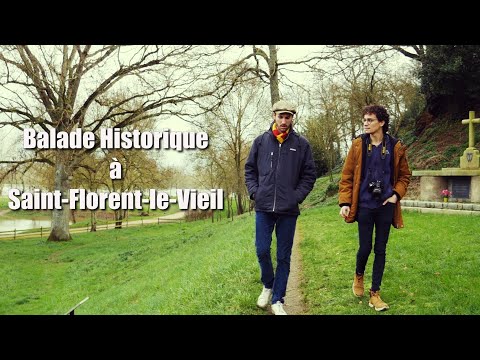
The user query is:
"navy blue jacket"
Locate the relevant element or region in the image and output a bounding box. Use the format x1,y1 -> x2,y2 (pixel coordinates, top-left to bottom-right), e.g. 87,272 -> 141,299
245,126 -> 317,215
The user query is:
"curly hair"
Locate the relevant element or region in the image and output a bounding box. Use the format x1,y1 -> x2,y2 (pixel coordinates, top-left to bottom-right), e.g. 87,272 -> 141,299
362,104 -> 389,134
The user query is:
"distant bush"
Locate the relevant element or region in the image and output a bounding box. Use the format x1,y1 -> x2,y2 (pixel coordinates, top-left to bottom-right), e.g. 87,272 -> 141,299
325,182 -> 339,197
444,145 -> 461,158
184,209 -> 212,222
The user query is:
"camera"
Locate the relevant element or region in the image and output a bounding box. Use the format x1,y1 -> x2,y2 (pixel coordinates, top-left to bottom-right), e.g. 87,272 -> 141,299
368,180 -> 383,199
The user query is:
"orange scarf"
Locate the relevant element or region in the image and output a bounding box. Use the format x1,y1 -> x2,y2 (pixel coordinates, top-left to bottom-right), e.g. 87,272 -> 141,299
272,122 -> 289,143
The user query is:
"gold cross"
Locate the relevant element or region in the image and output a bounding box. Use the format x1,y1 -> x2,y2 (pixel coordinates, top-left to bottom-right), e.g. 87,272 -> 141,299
461,111 -> 480,148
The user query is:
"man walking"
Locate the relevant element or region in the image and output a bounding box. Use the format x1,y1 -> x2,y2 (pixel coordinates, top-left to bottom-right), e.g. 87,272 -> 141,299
245,100 -> 316,315
339,104 -> 411,311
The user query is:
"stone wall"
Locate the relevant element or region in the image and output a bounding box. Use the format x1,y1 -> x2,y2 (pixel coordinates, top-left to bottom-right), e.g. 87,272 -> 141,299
401,199 -> 480,215
413,169 -> 480,203
419,176 -> 447,202
472,176 -> 480,202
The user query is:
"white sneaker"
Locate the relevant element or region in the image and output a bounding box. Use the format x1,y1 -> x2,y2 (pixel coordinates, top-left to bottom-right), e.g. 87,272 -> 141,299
256,286 -> 272,309
271,301 -> 287,315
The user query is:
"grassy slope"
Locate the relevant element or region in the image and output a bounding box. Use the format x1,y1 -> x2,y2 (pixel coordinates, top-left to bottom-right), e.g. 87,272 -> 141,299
0,214 -> 263,315
402,118 -> 480,171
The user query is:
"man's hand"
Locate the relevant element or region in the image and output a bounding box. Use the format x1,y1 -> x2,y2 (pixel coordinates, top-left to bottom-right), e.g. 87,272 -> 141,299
382,193 -> 398,206
340,206 -> 350,218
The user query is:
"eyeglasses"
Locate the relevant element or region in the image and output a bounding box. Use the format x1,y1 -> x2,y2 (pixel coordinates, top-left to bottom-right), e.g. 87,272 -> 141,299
363,118 -> 378,124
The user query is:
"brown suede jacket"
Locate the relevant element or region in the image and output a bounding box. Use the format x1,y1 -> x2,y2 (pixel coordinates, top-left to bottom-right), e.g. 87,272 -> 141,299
338,134 -> 412,228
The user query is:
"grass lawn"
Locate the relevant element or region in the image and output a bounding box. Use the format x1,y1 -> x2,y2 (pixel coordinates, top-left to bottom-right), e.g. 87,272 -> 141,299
2,179 -> 479,315
299,204 -> 480,314
0,213 -> 263,315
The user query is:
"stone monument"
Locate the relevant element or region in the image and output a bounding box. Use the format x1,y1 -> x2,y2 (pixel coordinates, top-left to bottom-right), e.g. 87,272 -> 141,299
412,111 -> 480,203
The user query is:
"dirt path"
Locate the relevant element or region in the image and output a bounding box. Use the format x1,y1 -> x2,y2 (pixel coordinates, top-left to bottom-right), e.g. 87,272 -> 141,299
0,209 -> 11,216
135,211 -> 185,222
283,228 -> 307,315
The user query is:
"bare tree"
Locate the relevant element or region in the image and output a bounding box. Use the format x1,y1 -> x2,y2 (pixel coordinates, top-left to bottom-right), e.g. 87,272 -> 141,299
315,45 -> 424,69
0,45 -> 241,241
200,81 -> 266,215
309,46 -> 420,144
101,149 -> 164,228
71,152 -> 108,231
193,146 -> 231,220
305,80 -> 345,178
231,45 -> 333,105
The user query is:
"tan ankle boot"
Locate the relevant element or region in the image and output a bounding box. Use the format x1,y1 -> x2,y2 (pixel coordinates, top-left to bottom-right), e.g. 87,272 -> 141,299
352,273 -> 364,297
369,289 -> 389,311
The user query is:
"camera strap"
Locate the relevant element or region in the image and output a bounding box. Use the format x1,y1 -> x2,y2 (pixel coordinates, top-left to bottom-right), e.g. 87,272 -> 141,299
366,136 -> 387,160
365,135 -> 390,182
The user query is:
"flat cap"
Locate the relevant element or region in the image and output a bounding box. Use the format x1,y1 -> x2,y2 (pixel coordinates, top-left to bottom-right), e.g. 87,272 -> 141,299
272,100 -> 296,115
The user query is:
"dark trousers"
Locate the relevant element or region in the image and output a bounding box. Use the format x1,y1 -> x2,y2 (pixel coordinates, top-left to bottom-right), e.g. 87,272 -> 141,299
356,203 -> 395,292
255,211 -> 298,304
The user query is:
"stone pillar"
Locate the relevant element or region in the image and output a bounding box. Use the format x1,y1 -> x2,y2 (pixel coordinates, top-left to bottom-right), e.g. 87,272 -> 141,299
471,176 -> 480,203
420,176 -> 447,201
460,148 -> 480,169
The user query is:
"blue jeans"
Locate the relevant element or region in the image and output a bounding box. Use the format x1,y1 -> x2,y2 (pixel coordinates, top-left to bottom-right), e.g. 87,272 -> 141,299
255,211 -> 298,304
356,203 -> 395,292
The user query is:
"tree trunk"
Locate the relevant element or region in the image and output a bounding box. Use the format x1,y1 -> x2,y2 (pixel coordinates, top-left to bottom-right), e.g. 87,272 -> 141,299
114,210 -> 123,229
349,103 -> 356,141
226,195 -> 233,219
235,152 -> 245,215
90,210 -> 97,232
70,209 -> 76,224
268,45 -> 280,104
236,193 -> 244,215
48,161 -> 72,241
329,149 -> 334,182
